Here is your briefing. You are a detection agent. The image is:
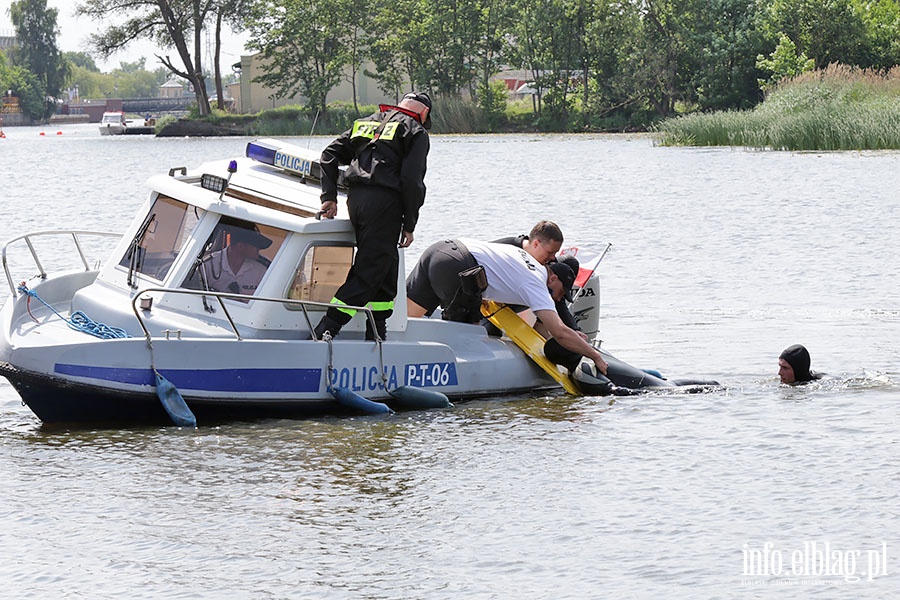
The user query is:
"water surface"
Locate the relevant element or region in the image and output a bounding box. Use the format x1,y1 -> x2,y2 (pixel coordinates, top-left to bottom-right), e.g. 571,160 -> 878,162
1,124 -> 897,598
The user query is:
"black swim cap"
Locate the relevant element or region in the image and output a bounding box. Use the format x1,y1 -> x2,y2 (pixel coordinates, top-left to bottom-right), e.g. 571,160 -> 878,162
779,344 -> 812,382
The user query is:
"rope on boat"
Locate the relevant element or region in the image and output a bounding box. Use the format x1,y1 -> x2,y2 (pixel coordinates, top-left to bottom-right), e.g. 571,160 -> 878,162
17,283 -> 129,339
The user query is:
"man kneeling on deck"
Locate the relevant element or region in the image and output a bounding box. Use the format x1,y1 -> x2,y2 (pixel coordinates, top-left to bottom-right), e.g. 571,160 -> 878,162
406,239 -> 608,375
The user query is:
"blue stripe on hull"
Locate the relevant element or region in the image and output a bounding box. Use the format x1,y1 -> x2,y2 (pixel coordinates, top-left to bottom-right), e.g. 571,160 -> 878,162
55,364 -> 322,393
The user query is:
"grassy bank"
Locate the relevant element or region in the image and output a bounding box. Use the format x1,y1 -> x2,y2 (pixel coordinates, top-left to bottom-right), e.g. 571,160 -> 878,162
655,64 -> 900,150
196,99 -> 546,136
163,95 -> 647,137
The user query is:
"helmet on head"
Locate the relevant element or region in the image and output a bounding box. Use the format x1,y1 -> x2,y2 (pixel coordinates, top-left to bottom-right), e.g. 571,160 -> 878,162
400,91 -> 432,130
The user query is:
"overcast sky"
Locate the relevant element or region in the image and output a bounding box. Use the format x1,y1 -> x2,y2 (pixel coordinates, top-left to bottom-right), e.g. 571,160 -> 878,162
1,0 -> 249,72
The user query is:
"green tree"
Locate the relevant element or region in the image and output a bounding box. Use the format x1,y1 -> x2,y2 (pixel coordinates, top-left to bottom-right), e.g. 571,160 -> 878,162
211,0 -> 252,110
756,33 -> 815,91
246,0 -> 350,114
630,0 -> 698,117
366,0 -> 431,99
76,0 -> 214,116
687,0 -> 765,110
340,0 -> 370,113
424,0 -> 484,95
0,51 -> 45,119
117,58 -> 149,73
115,66 -> 166,97
64,51 -> 100,72
67,64 -> 107,98
853,0 -> 900,69
472,0 -> 515,115
573,0 -> 648,127
506,0 -> 582,124
757,0 -> 871,68
9,0 -> 71,117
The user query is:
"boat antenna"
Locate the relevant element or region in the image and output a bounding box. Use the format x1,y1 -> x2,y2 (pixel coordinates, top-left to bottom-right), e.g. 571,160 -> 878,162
307,109 -> 320,148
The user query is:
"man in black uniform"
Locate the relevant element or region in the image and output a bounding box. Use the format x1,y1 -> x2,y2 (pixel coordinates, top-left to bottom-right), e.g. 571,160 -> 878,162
313,92 -> 432,340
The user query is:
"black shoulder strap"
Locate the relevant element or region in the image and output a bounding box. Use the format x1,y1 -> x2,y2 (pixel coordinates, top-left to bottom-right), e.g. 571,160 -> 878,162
372,110 -> 399,141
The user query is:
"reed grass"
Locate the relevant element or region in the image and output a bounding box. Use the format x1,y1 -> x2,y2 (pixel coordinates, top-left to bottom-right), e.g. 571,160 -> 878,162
655,64 -> 900,150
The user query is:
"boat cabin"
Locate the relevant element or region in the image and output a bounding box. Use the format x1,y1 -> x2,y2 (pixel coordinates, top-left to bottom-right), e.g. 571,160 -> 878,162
71,139 -> 407,340
100,111 -> 127,126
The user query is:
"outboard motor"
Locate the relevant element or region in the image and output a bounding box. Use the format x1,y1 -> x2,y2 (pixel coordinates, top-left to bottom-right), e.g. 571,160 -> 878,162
570,271 -> 600,338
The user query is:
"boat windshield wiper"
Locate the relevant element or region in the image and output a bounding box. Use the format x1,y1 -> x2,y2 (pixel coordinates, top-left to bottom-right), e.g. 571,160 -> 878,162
187,237 -> 217,312
126,212 -> 156,289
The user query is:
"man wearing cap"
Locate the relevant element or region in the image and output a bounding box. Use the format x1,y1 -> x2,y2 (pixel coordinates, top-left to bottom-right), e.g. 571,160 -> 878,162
406,238 -> 608,375
200,225 -> 273,298
314,91 -> 432,341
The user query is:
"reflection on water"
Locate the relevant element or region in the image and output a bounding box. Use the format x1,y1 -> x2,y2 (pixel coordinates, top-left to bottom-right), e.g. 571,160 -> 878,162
1,126 -> 898,598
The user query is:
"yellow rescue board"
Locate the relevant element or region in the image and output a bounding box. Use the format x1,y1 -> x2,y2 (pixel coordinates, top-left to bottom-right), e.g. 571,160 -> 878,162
481,299 -> 581,395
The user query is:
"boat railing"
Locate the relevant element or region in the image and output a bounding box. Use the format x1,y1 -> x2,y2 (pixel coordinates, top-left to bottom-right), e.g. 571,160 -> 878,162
2,230 -> 122,297
131,287 -> 378,343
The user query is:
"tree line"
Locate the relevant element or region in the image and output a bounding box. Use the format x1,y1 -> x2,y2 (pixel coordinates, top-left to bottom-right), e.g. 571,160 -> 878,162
4,0 -> 900,128
245,0 -> 900,130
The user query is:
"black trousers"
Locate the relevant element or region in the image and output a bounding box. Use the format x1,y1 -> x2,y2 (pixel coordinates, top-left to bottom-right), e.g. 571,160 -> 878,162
327,186 -> 403,326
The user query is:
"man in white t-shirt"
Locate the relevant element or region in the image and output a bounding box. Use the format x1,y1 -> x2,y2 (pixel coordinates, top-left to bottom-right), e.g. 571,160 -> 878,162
406,238 -> 608,374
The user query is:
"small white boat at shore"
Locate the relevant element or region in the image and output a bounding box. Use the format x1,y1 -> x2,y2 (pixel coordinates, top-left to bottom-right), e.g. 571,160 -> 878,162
99,111 -> 155,136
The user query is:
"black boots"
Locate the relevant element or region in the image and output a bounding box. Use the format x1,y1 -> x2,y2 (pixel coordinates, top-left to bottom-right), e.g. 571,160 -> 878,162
312,315 -> 343,340
365,319 -> 387,341
312,315 -> 387,341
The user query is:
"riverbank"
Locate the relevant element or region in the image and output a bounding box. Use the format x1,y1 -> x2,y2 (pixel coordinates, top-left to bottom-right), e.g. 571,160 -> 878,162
655,64 -> 900,150
156,99 -> 650,138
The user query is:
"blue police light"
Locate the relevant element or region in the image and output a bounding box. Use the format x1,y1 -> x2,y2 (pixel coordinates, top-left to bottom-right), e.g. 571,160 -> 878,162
246,139 -> 314,177
246,140 -> 278,165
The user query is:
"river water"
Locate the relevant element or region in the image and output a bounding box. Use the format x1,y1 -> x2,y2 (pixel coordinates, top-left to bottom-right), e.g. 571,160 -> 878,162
0,123 -> 897,598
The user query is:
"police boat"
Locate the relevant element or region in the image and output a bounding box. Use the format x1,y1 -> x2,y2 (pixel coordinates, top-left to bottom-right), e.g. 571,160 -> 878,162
0,138 -> 713,426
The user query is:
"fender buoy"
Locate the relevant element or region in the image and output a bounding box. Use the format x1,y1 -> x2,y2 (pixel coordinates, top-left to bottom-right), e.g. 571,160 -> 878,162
330,386 -> 394,415
389,386 -> 452,409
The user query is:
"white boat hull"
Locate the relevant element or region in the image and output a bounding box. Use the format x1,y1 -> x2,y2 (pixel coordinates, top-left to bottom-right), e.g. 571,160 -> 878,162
0,273 -> 555,424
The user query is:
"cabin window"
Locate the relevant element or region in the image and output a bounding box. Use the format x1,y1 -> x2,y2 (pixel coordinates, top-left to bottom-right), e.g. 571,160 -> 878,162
286,244 -> 354,308
181,216 -> 287,301
118,195 -> 203,281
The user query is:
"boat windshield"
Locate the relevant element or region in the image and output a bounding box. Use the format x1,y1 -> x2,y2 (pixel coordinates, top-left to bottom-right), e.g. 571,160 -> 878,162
182,217 -> 287,301
117,195 -> 203,282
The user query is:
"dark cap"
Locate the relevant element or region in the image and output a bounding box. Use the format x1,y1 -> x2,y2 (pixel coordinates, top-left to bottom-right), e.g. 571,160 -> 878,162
779,344 -> 812,382
228,226 -> 272,249
549,262 -> 576,303
402,91 -> 432,130
558,254 -> 580,277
